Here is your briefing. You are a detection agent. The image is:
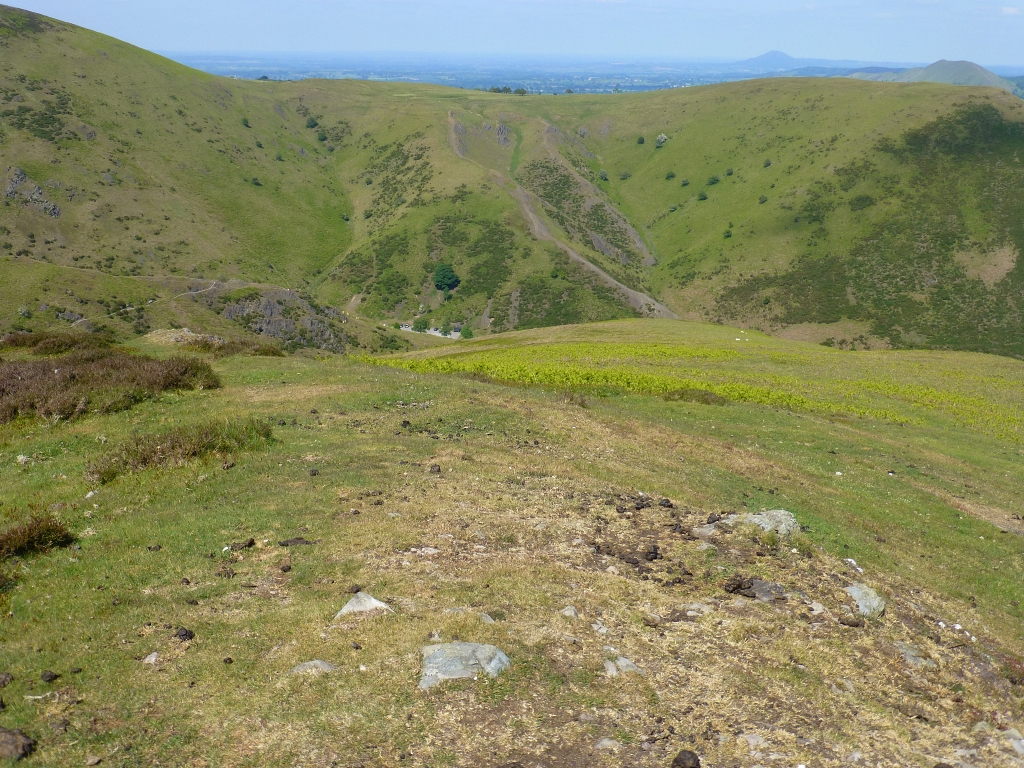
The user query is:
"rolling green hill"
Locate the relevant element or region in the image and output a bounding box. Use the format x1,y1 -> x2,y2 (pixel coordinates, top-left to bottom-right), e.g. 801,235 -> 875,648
849,60 -> 1024,96
2,5 -> 1024,357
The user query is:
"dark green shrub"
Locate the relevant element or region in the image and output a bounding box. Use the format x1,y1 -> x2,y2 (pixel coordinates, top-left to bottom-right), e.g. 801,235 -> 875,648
86,418 -> 272,484
433,264 -> 461,291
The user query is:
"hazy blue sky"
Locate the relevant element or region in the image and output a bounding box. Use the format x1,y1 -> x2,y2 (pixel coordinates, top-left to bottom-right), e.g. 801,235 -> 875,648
14,0 -> 1024,64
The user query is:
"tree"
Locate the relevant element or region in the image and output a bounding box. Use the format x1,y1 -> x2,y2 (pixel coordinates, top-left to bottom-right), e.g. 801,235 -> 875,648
680,179 -> 690,187
241,117 -> 250,128
764,158 -> 772,168
599,170 -> 609,181
433,263 -> 460,291
726,168 -> 734,176
697,191 -> 708,201
305,117 -> 319,129
412,317 -> 430,332
514,88 -> 527,96
565,89 -> 574,94
460,326 -> 474,339
707,175 -> 720,186
637,136 -> 645,145
665,171 -> 676,180
440,319 -> 453,336
759,195 -> 768,204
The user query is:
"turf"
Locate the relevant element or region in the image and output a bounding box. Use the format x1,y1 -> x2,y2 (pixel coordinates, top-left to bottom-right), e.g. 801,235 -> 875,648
1,319 -> 1023,766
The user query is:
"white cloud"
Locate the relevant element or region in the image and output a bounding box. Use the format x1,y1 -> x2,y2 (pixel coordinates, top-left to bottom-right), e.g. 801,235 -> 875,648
1002,6 -> 1021,14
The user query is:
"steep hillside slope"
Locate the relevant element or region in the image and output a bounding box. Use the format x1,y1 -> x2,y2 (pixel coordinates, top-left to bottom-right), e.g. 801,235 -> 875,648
2,5 -> 1024,356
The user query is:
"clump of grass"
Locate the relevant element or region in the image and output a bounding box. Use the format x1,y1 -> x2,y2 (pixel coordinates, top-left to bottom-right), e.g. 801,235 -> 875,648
663,387 -> 728,405
181,338 -> 284,358
0,513 -> 75,559
0,350 -> 219,424
1,330 -> 112,355
86,417 -> 272,484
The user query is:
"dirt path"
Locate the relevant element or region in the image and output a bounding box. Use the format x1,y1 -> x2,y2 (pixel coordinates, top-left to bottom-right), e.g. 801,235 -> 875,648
507,182 -> 678,319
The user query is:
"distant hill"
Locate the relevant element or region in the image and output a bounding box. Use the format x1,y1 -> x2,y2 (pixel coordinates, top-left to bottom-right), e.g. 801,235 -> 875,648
2,6 -> 1024,356
849,60 -> 1024,96
734,51 -> 915,73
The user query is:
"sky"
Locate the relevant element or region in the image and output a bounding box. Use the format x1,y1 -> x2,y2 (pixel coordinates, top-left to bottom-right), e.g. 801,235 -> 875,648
12,0 -> 1024,65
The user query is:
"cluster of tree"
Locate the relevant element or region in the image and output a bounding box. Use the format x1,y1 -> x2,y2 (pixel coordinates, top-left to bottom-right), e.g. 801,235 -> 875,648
487,86 -> 528,95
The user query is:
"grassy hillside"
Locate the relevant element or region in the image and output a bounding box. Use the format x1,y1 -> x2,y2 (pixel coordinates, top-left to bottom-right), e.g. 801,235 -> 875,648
2,320 -> 1024,766
2,5 -> 1024,357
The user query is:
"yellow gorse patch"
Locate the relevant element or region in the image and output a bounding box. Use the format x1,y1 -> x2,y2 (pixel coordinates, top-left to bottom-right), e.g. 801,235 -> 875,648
366,340 -> 1024,442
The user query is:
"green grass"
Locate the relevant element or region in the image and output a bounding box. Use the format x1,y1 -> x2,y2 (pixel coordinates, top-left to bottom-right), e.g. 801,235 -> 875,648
2,6 -> 1024,357
1,318 -> 1023,765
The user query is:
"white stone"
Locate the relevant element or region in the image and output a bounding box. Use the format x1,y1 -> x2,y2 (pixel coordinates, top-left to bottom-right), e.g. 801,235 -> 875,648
560,606 -> 580,619
603,660 -> 619,677
142,652 -> 159,665
595,738 -> 620,750
844,584 -> 886,618
334,592 -> 394,619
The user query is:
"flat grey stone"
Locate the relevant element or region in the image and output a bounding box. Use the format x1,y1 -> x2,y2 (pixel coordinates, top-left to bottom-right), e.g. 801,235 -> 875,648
895,642 -> 936,669
560,606 -> 580,619
418,642 -> 510,689
615,657 -> 645,675
480,613 -> 495,624
738,509 -> 800,536
751,579 -> 786,602
595,738 -> 620,750
334,591 -> 394,619
141,652 -> 159,665
603,659 -> 619,677
844,583 -> 886,617
692,524 -> 719,540
289,660 -> 338,675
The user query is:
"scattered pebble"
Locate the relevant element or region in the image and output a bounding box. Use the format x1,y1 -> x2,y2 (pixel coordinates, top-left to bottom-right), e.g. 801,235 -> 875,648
40,670 -> 59,683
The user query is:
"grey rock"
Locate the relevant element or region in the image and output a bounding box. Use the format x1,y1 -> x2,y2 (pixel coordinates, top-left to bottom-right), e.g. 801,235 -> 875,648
334,592 -> 394,619
895,642 -> 936,669
672,750 -> 701,768
0,727 -> 35,760
739,733 -> 768,749
737,509 -> 800,536
603,659 -> 619,677
289,660 -> 338,675
844,583 -> 886,617
691,524 -> 719,540
751,579 -> 786,602
615,657 -> 645,675
594,738 -> 620,750
418,642 -> 510,689
480,613 -> 495,624
142,652 -> 159,665
559,606 -> 579,619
